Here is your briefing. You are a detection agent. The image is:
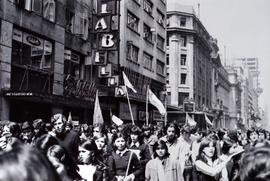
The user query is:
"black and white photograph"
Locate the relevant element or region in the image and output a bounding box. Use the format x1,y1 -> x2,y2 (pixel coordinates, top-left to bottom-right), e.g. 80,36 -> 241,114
0,0 -> 269,180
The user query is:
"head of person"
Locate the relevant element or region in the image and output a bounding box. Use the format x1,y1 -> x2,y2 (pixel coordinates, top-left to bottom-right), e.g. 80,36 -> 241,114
142,124 -> 152,138
217,128 -> 227,141
0,144 -> 61,181
130,125 -> 142,144
65,120 -> 73,131
93,123 -> 106,137
153,140 -> 170,159
110,124 -> 118,134
93,133 -> 107,151
221,134 -> 238,155
258,129 -> 267,142
181,125 -> 192,141
112,132 -> 128,151
33,119 -> 46,138
51,113 -> 67,136
247,127 -> 259,143
197,137 -> 217,162
21,121 -> 34,143
78,140 -> 99,165
240,145 -> 270,181
164,122 -> 180,142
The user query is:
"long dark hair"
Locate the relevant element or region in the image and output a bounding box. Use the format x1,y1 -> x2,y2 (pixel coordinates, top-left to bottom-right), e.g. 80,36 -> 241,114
153,140 -> 170,159
79,139 -> 101,165
196,137 -> 217,163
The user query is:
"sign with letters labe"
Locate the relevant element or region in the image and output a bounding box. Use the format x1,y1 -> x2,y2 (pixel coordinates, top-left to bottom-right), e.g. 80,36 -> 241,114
96,0 -> 117,15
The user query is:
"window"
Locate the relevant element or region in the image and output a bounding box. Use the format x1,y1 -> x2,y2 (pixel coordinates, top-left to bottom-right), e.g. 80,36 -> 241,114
157,9 -> 165,27
143,0 -> 153,15
143,24 -> 153,42
64,50 -> 84,80
180,17 -> 186,27
65,10 -> 89,40
180,35 -> 187,47
156,60 -> 164,75
127,42 -> 139,62
166,54 -> 169,65
143,52 -> 153,70
180,73 -> 187,84
180,54 -> 187,66
127,11 -> 139,32
32,0 -> 55,22
12,29 -> 53,70
157,35 -> 165,50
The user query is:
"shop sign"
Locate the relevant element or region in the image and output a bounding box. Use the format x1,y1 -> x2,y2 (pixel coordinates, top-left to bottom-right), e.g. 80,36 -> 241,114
5,92 -> 33,97
183,102 -> 195,112
13,29 -> 23,42
23,32 -> 44,49
64,75 -> 96,102
153,110 -> 164,121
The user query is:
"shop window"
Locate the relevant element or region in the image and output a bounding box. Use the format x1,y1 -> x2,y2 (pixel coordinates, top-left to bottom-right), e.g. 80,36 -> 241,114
64,50 -> 84,80
143,0 -> 153,16
11,29 -> 53,70
127,11 -> 139,33
156,60 -> 164,75
126,42 -> 139,63
143,52 -> 153,70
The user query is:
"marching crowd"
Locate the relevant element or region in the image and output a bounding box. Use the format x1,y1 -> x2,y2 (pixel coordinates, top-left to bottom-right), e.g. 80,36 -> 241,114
0,114 -> 270,181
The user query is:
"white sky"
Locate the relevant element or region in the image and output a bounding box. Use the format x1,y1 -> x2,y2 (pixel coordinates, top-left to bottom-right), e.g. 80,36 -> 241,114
168,0 -> 270,117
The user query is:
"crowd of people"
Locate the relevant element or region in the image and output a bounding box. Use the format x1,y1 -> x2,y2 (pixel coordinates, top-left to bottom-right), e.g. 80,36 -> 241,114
0,114 -> 270,181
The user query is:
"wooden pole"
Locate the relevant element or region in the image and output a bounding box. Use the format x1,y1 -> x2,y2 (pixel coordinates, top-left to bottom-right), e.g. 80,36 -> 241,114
125,85 -> 135,125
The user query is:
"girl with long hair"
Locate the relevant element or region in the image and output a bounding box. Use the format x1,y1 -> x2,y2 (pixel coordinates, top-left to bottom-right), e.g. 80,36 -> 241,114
145,139 -> 184,181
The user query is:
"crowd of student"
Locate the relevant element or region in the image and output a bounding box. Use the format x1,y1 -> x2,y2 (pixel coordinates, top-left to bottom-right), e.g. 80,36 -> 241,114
0,113 -> 270,181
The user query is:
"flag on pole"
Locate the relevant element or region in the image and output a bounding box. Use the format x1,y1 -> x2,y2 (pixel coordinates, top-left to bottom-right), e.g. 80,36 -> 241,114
122,72 -> 137,93
148,89 -> 166,115
112,115 -> 123,126
186,113 -> 197,126
93,90 -> 104,125
205,114 -> 213,127
68,112 -> 72,123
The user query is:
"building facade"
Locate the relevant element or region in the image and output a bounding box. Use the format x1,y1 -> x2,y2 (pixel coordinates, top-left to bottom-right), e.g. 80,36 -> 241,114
0,0 -> 167,124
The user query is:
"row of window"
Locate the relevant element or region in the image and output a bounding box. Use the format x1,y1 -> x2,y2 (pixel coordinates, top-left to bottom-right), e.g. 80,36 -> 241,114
166,73 -> 187,85
166,54 -> 187,66
126,42 -> 165,75
11,0 -> 56,22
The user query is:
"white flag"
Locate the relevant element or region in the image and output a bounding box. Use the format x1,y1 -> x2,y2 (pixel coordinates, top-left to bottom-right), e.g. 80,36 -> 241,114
112,115 -> 123,126
122,72 -> 137,93
148,89 -> 166,115
186,113 -> 197,126
68,112 -> 72,123
93,90 -> 104,125
205,114 -> 213,127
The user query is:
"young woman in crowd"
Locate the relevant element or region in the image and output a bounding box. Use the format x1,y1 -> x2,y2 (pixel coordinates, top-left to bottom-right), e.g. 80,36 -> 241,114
128,125 -> 152,181
78,139 -> 107,181
145,139 -> 184,181
194,137 -> 243,181
107,132 -> 142,181
94,132 -> 111,162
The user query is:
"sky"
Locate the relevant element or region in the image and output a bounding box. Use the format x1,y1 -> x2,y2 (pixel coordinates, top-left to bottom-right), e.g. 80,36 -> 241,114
169,0 -> 270,119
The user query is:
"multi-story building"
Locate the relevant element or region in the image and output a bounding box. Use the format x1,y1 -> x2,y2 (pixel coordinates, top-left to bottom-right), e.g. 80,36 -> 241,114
114,0 -> 167,124
0,0 -> 167,124
0,0 -> 97,123
166,4 -> 213,125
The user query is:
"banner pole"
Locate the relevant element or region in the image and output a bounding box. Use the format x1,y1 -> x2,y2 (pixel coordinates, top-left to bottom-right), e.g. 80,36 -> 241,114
125,85 -> 135,125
